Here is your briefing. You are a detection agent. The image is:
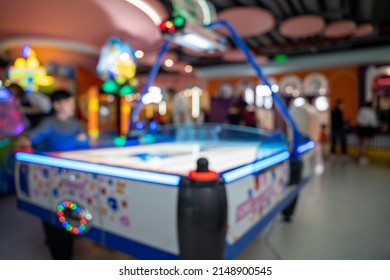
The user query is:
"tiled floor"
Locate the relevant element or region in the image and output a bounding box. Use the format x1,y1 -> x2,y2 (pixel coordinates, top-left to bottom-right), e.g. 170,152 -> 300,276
1,158 -> 389,260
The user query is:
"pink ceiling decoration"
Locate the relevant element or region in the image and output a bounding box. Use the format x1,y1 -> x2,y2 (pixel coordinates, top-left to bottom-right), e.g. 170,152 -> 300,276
0,0 -> 166,52
354,23 -> 375,37
255,55 -> 268,64
279,15 -> 325,38
92,0 -> 164,49
222,49 -> 253,62
217,7 -> 275,37
324,20 -> 357,38
221,49 -> 268,65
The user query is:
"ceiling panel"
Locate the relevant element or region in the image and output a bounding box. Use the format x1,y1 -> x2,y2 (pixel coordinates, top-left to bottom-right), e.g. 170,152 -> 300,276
1,0 -> 390,72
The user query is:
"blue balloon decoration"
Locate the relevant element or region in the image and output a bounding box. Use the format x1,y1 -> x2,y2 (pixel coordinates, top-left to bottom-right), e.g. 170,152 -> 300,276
96,37 -> 138,82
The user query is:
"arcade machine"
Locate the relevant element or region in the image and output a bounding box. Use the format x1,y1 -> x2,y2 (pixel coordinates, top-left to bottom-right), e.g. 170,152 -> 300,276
0,87 -> 25,194
14,0 -> 315,259
8,45 -> 54,93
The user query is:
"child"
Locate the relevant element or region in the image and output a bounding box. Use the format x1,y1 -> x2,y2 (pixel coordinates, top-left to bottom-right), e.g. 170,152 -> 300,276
15,89 -> 88,259
319,124 -> 328,160
16,89 -> 88,152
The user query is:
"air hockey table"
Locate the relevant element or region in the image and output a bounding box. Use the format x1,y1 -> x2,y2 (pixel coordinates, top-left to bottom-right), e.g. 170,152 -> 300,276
15,124 -> 315,259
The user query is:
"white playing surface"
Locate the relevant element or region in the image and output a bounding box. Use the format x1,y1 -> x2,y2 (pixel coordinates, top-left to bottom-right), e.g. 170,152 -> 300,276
51,142 -> 274,175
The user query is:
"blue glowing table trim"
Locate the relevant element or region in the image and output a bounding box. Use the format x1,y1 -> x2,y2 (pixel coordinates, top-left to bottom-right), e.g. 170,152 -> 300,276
15,152 -> 181,186
222,150 -> 290,183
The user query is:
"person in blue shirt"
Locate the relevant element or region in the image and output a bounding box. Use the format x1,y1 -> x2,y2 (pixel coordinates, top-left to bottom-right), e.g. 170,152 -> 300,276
15,89 -> 88,259
17,89 -> 88,152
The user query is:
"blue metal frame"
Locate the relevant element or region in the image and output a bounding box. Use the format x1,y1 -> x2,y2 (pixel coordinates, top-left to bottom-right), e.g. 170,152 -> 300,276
128,21 -> 310,158
129,39 -> 171,130
207,20 -> 307,158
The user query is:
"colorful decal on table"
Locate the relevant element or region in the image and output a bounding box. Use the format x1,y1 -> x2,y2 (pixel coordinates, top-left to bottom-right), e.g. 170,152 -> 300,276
56,200 -> 92,235
227,162 -> 290,244
120,215 -> 131,227
98,176 -> 133,232
108,197 -> 118,211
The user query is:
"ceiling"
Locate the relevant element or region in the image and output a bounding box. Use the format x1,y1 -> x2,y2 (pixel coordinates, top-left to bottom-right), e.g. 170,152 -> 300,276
175,0 -> 390,68
1,0 -> 390,74
0,0 -> 168,71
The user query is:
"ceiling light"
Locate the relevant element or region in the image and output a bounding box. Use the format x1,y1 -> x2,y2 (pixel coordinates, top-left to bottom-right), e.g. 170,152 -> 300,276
285,86 -> 293,94
135,50 -> 144,58
256,85 -> 271,97
271,84 -> 279,92
293,97 -> 305,107
124,0 -> 161,25
192,88 -> 200,118
244,88 -> 255,105
162,20 -> 227,53
319,88 -> 327,95
142,86 -> 163,104
185,65 -> 193,73
264,96 -> 273,109
314,96 -> 329,112
164,59 -> 174,67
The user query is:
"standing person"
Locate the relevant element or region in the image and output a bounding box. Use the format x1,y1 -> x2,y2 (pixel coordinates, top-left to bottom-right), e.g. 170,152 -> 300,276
330,99 -> 348,160
356,101 -> 378,164
167,87 -> 192,125
225,104 -> 244,126
15,89 -> 88,259
240,101 -> 257,128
